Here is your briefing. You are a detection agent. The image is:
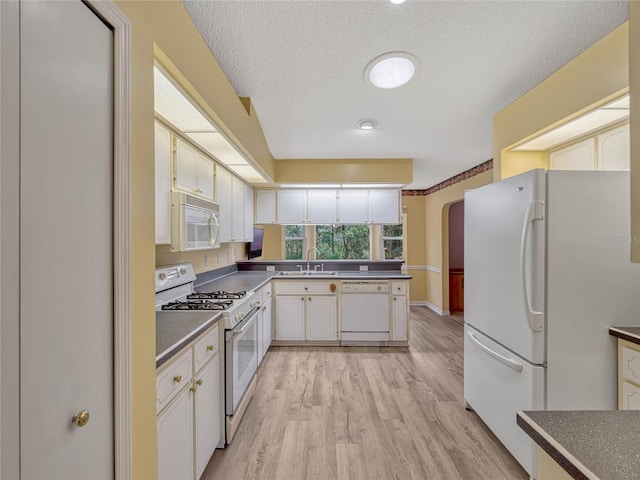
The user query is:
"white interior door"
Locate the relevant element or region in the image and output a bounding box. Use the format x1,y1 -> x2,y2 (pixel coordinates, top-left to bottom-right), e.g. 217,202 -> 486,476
20,1 -> 114,477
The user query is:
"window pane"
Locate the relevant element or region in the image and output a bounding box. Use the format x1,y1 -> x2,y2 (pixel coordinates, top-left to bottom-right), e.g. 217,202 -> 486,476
285,239 -> 303,259
285,225 -> 304,238
316,225 -> 370,260
383,224 -> 403,237
383,239 -> 403,260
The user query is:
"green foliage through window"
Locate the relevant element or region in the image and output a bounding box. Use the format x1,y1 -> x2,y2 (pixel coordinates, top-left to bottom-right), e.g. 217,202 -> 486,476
316,225 -> 370,260
382,224 -> 403,260
284,225 -> 304,260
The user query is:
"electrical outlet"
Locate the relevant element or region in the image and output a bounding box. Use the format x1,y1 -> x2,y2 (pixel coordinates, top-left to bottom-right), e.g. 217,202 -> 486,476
359,265 -> 368,271
204,254 -> 209,266
266,265 -> 275,272
217,253 -> 222,263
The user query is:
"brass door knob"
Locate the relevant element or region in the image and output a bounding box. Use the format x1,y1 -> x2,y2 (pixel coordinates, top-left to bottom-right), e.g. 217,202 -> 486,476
206,345 -> 214,351
72,410 -> 90,428
173,375 -> 182,383
196,379 -> 203,386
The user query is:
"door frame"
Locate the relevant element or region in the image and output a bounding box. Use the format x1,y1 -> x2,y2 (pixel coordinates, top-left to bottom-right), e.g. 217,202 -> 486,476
0,1 -> 132,477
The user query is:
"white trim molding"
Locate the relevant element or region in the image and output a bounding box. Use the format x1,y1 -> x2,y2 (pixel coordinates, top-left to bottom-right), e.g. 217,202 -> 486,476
87,1 -> 132,478
405,265 -> 443,273
411,301 -> 450,316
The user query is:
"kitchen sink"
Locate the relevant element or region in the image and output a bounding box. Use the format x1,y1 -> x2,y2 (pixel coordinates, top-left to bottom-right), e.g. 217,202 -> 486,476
276,270 -> 338,276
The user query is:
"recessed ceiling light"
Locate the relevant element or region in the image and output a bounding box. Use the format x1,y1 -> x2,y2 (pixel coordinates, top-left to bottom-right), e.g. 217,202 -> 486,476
357,118 -> 377,130
389,0 -> 407,4
365,52 -> 418,89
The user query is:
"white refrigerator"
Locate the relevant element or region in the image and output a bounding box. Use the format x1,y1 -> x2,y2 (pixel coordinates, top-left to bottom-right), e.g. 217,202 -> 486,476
463,169 -> 640,477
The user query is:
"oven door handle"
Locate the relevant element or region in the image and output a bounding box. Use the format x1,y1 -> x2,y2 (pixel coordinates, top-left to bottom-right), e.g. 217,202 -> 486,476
226,306 -> 260,341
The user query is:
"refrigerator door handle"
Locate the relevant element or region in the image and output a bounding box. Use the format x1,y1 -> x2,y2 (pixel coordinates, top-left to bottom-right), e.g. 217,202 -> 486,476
467,331 -> 524,373
520,201 -> 545,332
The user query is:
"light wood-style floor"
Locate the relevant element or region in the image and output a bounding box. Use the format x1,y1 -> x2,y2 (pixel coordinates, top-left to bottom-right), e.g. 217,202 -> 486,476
203,307 -> 527,480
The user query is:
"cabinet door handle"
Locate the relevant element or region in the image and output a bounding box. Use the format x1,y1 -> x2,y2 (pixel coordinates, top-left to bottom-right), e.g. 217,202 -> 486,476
196,379 -> 203,386
308,297 -> 312,302
393,297 -> 396,301
189,385 -> 197,393
301,297 -> 304,301
173,375 -> 182,383
206,345 -> 214,351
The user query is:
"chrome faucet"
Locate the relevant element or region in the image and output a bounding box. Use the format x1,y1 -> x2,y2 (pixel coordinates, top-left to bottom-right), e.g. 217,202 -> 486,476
306,247 -> 320,272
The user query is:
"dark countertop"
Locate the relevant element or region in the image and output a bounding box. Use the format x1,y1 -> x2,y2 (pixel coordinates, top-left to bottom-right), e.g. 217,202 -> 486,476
156,311 -> 222,368
517,410 -> 640,480
196,271 -> 274,293
158,269 -> 411,367
609,326 -> 640,346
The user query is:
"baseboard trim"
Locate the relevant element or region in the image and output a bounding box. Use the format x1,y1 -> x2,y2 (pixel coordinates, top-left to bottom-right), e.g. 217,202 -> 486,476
411,301 -> 450,316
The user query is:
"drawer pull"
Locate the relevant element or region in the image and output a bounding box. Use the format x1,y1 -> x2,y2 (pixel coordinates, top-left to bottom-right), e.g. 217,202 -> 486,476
196,379 -> 203,386
173,375 -> 182,383
189,385 -> 197,393
206,345 -> 214,351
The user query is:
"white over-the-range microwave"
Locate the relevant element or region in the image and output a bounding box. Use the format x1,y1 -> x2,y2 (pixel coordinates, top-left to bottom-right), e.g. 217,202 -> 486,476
170,192 -> 221,252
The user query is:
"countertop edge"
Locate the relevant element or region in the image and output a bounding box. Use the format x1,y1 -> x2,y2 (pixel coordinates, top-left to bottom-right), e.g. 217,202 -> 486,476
609,326 -> 640,345
156,314 -> 222,369
516,412 -> 596,480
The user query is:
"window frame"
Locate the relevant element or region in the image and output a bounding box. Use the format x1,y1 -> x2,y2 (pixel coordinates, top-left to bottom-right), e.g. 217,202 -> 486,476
282,225 -> 306,260
380,215 -> 406,261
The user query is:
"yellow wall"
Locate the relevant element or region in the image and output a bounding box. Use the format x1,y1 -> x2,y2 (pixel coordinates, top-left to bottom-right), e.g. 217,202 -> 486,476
500,151 -> 549,180
494,23 -> 629,181
259,224 -> 284,259
156,243 -> 247,274
630,4 -> 640,262
275,158 -> 413,184
425,170 -> 493,311
402,196 -> 427,302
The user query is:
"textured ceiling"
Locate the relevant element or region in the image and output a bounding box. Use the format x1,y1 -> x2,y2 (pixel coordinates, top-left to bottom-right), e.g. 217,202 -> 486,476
182,0 -> 628,189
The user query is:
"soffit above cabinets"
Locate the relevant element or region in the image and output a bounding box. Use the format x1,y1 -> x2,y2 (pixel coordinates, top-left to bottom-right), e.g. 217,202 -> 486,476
513,94 -> 629,151
153,66 -> 268,184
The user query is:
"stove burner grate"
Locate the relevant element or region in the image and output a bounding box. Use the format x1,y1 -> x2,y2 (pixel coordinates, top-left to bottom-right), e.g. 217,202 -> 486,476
162,299 -> 234,311
188,290 -> 246,300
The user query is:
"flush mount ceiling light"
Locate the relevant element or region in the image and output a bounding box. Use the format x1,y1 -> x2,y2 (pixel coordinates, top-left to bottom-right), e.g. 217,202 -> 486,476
357,118 -> 377,130
389,0 -> 407,4
365,52 -> 418,89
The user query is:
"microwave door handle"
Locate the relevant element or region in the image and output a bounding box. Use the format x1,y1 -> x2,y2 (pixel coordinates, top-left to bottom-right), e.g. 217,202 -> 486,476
209,212 -> 220,247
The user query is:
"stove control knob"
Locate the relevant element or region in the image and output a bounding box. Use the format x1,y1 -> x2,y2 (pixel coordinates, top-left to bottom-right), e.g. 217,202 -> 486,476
158,273 -> 167,281
180,267 -> 187,275
251,300 -> 260,308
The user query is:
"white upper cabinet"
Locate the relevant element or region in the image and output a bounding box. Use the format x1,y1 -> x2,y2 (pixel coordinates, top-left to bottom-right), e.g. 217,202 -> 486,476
549,138 -> 596,171
307,190 -> 338,224
369,190 -> 400,224
598,124 -> 630,171
244,182 -> 254,242
338,190 -> 369,224
231,176 -> 245,242
216,167 -> 252,243
277,190 -> 307,224
255,190 -> 276,224
216,167 -> 233,242
175,137 -> 214,200
155,121 -> 172,244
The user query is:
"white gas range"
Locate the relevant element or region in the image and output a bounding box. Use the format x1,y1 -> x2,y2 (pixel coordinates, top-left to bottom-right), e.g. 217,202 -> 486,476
155,263 -> 261,444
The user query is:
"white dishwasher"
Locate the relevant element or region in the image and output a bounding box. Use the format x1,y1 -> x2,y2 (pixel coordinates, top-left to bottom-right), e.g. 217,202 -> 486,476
340,281 -> 390,345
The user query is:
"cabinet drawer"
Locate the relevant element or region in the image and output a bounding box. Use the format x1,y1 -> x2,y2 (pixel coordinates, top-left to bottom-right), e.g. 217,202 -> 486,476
275,281 -> 337,295
622,346 -> 640,384
391,282 -> 407,295
156,349 -> 192,414
194,325 -> 219,373
621,381 -> 640,410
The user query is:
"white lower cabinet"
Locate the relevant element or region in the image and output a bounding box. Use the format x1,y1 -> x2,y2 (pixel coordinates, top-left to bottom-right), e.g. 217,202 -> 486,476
157,387 -> 194,480
275,281 -> 338,341
391,295 -> 408,341
621,381 -> 640,410
307,296 -> 338,341
276,296 -> 306,340
157,324 -> 222,480
256,283 -> 273,365
617,339 -> 640,410
194,355 -> 220,478
390,281 -> 409,342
